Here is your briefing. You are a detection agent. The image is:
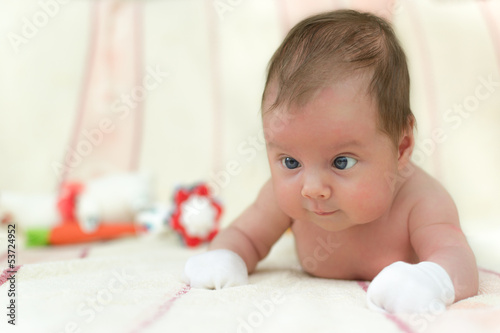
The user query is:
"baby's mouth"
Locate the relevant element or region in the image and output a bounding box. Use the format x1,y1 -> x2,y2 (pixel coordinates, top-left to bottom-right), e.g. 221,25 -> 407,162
314,210 -> 338,216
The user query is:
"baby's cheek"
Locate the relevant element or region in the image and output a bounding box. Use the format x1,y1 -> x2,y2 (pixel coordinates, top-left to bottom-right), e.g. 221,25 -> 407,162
348,182 -> 393,222
274,185 -> 301,218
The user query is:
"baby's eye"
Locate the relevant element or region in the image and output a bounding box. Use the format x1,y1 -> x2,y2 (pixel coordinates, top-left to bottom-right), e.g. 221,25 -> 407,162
282,157 -> 301,169
333,156 -> 357,170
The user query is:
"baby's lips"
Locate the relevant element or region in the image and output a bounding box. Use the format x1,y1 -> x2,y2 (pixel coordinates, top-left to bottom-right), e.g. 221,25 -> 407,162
313,209 -> 338,216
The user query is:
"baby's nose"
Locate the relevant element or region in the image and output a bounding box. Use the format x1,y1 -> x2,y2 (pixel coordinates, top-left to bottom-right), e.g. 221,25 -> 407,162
301,172 -> 331,200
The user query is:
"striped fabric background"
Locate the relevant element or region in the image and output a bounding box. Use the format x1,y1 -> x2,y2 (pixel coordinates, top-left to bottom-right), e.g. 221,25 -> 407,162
0,0 -> 499,232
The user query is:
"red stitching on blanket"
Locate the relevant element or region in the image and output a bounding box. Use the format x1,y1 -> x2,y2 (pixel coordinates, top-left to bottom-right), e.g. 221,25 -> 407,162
129,285 -> 191,333
0,265 -> 22,287
79,246 -> 91,259
384,313 -> 416,333
357,280 -> 416,333
479,267 -> 500,279
357,280 -> 369,292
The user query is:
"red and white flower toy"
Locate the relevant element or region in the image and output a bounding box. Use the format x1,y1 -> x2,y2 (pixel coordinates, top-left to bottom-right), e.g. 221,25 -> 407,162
169,183 -> 223,247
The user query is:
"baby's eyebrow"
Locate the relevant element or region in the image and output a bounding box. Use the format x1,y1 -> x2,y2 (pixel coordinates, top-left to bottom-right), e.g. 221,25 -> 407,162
266,141 -> 293,154
266,139 -> 363,153
334,139 -> 363,149
266,141 -> 281,149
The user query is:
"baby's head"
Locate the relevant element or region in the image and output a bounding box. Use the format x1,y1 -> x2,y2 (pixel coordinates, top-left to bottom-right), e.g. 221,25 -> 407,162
261,10 -> 416,231
262,9 -> 415,148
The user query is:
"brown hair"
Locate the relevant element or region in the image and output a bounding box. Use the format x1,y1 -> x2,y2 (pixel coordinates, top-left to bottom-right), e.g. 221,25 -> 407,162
262,9 -> 415,146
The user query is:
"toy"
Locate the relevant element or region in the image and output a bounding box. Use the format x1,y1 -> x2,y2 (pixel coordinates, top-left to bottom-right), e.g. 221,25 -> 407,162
1,172 -> 155,246
136,202 -> 171,233
0,192 -> 60,228
169,183 -> 223,247
26,222 -> 147,246
1,173 -> 153,229
57,182 -> 85,223
2,175 -> 222,247
74,172 -> 153,232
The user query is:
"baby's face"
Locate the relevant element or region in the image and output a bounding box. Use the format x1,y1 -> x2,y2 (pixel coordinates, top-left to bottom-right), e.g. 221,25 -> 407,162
263,77 -> 400,232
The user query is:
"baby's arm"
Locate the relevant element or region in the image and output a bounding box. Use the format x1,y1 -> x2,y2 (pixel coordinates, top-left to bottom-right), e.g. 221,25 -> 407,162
183,179 -> 292,288
407,194 -> 479,302
209,179 -> 292,273
368,191 -> 478,313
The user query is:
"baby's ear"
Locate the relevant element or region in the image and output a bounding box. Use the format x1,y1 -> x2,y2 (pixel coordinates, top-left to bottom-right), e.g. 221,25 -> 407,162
397,117 -> 415,169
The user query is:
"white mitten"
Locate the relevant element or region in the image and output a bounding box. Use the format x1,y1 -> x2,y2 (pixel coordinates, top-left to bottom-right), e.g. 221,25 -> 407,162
367,261 -> 455,313
183,249 -> 248,289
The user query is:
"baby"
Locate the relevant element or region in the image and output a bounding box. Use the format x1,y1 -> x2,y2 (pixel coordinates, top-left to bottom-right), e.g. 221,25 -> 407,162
184,9 -> 478,313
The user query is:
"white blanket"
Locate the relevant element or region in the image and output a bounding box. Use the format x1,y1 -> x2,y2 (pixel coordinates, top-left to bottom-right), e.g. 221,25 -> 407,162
1,230 -> 499,333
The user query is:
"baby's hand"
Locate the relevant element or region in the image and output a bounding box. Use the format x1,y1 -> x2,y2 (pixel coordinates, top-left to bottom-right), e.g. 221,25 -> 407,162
366,261 -> 455,313
183,249 -> 248,289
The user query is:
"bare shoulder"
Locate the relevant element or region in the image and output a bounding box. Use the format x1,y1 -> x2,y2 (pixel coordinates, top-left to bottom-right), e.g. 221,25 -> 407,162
253,179 -> 292,225
231,178 -> 292,238
399,163 -> 460,232
402,164 -> 474,270
210,178 -> 292,271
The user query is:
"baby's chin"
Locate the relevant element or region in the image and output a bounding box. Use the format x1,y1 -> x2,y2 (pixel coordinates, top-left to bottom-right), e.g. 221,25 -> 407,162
305,212 -> 379,232
294,211 -> 351,232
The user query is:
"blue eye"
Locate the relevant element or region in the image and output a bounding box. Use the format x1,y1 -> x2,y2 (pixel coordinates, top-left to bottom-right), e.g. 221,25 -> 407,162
282,157 -> 301,169
333,156 -> 357,170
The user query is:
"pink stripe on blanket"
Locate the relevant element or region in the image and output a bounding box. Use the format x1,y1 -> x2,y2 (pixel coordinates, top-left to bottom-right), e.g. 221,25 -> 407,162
479,267 -> 500,279
79,246 -> 91,259
275,0 -> 342,32
276,0 -> 395,35
205,2 -> 225,174
384,313 -> 416,333
0,251 -> 7,263
129,3 -> 145,171
59,1 -> 145,185
405,2 -> 443,180
477,0 -> 500,74
357,280 -> 369,292
357,280 -> 416,333
58,2 -> 100,187
275,0 -> 291,36
349,0 -> 396,20
129,285 -> 191,333
0,265 -> 22,287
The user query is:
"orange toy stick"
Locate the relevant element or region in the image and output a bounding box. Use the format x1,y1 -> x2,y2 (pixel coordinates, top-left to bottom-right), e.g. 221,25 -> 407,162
26,222 -> 147,246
